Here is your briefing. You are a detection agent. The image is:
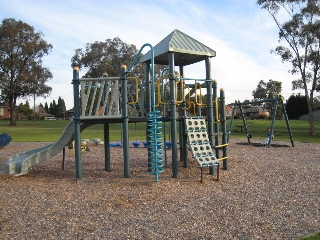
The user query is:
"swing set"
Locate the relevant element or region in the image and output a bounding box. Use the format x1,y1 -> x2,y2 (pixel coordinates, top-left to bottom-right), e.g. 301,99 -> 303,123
228,95 -> 295,148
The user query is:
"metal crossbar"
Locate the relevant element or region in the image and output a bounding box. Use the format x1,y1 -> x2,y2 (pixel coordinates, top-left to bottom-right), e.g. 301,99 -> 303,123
185,117 -> 220,182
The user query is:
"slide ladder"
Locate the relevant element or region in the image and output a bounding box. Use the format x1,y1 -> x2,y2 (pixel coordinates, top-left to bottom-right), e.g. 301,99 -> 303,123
185,117 -> 220,182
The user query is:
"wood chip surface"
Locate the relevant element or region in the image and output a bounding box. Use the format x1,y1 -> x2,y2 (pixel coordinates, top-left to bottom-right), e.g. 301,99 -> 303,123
0,139 -> 319,239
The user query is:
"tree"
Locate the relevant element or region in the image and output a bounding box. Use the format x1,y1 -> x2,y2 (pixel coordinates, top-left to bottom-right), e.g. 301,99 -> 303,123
252,79 -> 283,117
30,83 -> 52,120
45,97 -> 66,119
18,101 -> 33,120
71,37 -> 145,80
252,80 -> 268,101
48,99 -> 57,116
56,97 -> 66,119
257,0 -> 320,135
37,103 -> 47,114
285,94 -> 309,119
0,18 -> 53,126
44,102 -> 49,113
252,79 -> 282,101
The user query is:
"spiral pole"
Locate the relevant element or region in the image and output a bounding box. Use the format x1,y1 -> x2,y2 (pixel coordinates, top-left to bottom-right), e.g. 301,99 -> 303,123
147,111 -> 164,182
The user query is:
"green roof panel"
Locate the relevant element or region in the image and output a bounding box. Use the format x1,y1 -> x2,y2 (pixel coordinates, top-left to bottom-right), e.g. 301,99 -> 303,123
140,29 -> 216,66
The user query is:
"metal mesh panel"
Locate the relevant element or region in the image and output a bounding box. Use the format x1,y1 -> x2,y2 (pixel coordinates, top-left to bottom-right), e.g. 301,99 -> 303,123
185,117 -> 219,167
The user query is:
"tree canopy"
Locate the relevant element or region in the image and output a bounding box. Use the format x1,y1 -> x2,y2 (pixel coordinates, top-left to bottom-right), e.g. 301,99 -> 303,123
252,79 -> 282,100
285,94 -> 309,119
71,37 -> 145,80
252,79 -> 283,117
0,18 -> 53,126
47,97 -> 66,119
257,0 -> 320,135
18,101 -> 33,120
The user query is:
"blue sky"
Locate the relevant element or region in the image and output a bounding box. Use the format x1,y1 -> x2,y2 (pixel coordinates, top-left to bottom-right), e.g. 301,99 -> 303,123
1,0 -> 301,109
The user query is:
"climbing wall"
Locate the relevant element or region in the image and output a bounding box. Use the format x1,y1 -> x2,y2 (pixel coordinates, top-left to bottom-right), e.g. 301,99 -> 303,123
185,117 -> 220,168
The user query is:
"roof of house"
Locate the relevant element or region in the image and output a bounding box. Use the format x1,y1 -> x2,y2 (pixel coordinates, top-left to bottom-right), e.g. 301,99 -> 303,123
140,29 -> 216,66
39,112 -> 56,117
226,106 -> 234,111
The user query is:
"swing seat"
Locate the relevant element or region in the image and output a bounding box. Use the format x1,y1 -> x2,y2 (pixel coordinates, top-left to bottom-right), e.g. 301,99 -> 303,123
132,142 -> 140,148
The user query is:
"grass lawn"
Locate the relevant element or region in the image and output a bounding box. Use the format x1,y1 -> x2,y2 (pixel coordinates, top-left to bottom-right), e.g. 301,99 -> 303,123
0,119 -> 319,144
299,232 -> 320,240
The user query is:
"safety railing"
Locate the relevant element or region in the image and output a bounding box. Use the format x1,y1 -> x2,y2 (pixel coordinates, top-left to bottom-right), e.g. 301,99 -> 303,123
79,77 -> 121,120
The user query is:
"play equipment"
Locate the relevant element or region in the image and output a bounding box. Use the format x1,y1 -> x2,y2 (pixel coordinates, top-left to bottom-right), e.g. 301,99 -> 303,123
228,95 -> 294,148
63,139 -> 90,170
0,133 -> 11,147
185,117 -> 220,182
67,140 -> 90,154
5,121 -> 93,175
5,29 -> 229,182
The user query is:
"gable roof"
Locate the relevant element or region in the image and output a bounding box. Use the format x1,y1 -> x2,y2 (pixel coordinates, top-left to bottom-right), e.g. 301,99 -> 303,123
39,112 -> 56,117
140,29 -> 216,66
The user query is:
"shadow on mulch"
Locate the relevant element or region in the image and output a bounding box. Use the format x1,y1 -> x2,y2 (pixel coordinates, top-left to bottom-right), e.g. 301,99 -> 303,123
236,142 -> 290,148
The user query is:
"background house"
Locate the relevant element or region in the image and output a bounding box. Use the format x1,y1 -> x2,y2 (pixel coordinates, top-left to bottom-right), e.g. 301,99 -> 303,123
39,112 -> 56,120
299,109 -> 320,120
0,100 -> 10,119
225,105 -> 233,118
236,107 -> 270,119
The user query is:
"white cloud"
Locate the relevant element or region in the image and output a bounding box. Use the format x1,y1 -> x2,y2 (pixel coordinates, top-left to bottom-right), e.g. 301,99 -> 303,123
1,0 -> 305,109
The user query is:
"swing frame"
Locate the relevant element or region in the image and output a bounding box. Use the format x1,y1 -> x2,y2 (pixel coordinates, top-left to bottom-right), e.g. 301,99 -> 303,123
227,95 -> 294,148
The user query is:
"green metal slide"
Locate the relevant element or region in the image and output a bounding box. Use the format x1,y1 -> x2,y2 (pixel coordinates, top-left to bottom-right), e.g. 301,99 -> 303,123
5,121 -> 91,176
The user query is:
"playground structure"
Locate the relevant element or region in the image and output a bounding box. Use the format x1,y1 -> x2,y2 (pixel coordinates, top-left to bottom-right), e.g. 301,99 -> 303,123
228,96 -> 295,148
5,29 -> 229,182
0,133 -> 12,147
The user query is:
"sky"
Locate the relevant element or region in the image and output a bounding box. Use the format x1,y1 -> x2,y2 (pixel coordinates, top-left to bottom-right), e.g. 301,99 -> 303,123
0,0 -> 303,110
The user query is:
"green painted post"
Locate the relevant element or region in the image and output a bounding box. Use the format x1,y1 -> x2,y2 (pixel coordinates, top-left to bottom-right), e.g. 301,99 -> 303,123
103,72 -> 111,172
280,96 -> 295,147
104,123 -> 110,171
161,68 -> 169,168
239,104 -> 251,143
227,101 -> 237,142
178,66 -> 187,167
72,67 -> 82,179
268,98 -> 278,148
205,57 -> 216,176
212,80 -> 220,157
197,92 -> 202,116
177,76 -> 183,165
220,89 -> 228,170
181,99 -> 188,168
145,61 -> 152,171
210,80 -> 218,175
145,62 -> 151,115
121,65 -> 130,178
169,52 -> 178,178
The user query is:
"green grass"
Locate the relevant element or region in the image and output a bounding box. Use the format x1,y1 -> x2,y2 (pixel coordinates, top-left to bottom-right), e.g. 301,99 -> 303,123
0,119 -> 319,144
299,232 -> 320,240
230,119 -> 320,143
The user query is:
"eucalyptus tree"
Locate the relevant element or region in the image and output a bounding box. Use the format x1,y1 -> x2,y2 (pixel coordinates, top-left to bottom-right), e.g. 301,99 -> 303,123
257,0 -> 320,135
0,18 -> 53,126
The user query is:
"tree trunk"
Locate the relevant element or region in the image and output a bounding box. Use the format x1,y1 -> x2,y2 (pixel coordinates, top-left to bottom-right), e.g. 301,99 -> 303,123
9,98 -> 17,126
33,95 -> 36,120
307,101 -> 315,136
